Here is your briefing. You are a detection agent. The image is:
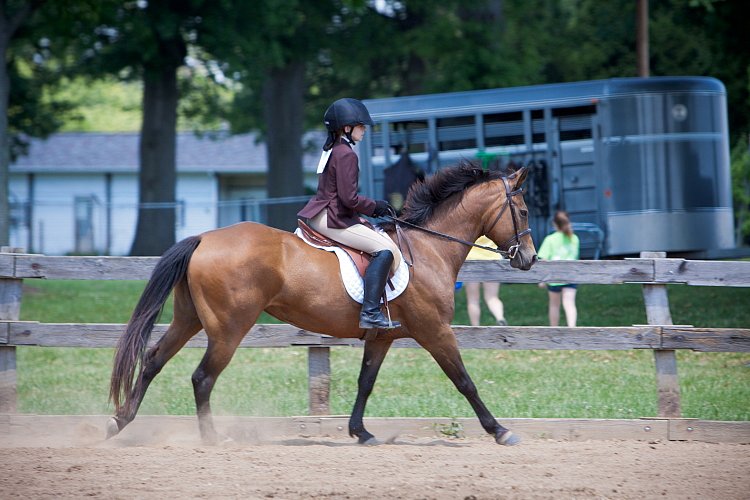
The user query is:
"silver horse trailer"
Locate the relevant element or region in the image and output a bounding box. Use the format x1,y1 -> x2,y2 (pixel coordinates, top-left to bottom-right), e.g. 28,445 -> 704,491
360,77 -> 734,257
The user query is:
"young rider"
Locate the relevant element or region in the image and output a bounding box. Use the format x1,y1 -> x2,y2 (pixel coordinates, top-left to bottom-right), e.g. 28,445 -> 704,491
298,98 -> 403,329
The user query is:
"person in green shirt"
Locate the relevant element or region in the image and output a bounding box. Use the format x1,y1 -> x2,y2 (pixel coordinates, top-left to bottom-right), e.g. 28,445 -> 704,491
537,211 -> 580,327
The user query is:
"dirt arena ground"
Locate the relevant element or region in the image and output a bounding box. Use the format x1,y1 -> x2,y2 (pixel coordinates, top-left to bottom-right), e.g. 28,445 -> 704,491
1,416 -> 748,499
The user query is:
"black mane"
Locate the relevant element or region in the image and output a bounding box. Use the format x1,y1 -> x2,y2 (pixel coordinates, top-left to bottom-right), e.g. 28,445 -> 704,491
400,160 -> 506,226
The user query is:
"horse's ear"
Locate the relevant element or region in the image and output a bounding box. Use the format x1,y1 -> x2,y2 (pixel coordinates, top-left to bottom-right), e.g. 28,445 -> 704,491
512,166 -> 529,188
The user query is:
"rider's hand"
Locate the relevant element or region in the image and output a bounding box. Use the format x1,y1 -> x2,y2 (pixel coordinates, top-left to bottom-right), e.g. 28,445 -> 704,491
372,200 -> 394,217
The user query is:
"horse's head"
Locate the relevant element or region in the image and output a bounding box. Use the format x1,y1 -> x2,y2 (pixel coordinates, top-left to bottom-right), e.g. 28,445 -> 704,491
481,167 -> 537,270
399,161 -> 537,270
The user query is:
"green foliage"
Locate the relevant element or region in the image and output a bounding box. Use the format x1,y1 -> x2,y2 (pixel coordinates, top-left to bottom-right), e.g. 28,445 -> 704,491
219,0 -> 343,135
11,0 -> 750,145
39,72 -> 236,133
6,43 -> 77,161
51,77 -> 142,132
8,0 -> 750,242
13,1 -> 750,152
731,136 -> 750,244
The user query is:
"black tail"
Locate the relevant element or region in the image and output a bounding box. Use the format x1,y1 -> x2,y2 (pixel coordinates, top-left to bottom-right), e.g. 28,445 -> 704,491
110,236 -> 202,413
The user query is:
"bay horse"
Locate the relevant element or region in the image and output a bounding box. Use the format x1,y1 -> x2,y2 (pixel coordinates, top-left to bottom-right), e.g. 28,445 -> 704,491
108,161 -> 537,446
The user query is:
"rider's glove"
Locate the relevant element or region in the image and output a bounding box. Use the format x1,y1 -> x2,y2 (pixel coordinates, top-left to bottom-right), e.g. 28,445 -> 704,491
372,200 -> 394,218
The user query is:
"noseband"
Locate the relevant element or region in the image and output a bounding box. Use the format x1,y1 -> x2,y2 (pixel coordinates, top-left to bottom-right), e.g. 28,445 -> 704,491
483,173 -> 532,259
388,170 -> 531,261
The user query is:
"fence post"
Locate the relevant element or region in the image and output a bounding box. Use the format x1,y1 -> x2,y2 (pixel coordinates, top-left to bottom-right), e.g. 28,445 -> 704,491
0,247 -> 24,413
640,251 -> 681,418
307,346 -> 331,415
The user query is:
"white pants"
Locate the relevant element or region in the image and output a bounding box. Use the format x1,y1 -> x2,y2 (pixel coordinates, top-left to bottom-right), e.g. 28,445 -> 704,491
309,210 -> 402,274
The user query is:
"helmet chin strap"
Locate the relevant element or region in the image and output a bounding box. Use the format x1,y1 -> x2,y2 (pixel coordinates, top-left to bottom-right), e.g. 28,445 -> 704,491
343,126 -> 355,144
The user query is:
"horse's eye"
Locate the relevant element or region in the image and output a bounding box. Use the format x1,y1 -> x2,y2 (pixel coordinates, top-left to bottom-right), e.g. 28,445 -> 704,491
520,209 -> 528,218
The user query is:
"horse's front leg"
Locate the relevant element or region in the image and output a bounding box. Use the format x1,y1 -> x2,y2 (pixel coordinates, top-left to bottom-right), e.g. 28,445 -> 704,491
417,327 -> 520,446
349,336 -> 393,445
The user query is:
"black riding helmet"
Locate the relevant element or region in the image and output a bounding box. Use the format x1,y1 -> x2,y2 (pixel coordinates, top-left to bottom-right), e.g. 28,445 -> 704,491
323,98 -> 374,150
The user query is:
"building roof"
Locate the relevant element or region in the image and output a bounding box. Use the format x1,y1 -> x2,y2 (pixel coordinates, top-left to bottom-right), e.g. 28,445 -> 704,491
10,131 -> 325,174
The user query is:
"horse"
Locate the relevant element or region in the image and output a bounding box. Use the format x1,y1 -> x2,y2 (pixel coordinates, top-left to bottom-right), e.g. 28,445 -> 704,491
107,161 -> 537,446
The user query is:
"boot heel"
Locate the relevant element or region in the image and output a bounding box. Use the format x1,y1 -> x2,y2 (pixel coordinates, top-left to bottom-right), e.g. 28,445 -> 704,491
359,316 -> 401,329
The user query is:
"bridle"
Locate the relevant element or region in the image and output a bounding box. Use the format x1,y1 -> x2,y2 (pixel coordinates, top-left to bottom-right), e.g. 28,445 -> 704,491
387,169 -> 532,263
484,172 -> 533,258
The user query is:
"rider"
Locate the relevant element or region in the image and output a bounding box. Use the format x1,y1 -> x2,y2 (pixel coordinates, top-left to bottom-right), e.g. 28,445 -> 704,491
298,98 -> 403,329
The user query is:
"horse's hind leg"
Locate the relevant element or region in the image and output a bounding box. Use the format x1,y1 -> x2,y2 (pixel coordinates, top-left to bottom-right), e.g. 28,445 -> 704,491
349,337 -> 393,445
107,282 -> 202,438
418,327 -> 519,446
107,313 -> 202,438
191,326 -> 249,444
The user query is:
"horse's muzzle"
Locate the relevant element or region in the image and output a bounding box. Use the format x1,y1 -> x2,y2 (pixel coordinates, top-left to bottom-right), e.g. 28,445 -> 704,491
511,252 -> 537,271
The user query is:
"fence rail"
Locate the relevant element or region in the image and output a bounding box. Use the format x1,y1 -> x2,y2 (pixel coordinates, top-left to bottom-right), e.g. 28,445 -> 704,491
3,323 -> 749,352
3,253 -> 750,285
0,248 -> 749,422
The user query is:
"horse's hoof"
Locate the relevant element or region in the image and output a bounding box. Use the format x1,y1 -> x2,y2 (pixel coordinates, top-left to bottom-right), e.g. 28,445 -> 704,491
201,431 -> 233,446
496,430 -> 521,446
361,437 -> 382,446
105,417 -> 121,439
201,435 -> 218,446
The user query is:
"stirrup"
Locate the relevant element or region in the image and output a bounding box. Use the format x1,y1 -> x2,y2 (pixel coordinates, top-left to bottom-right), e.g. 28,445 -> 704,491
359,314 -> 401,330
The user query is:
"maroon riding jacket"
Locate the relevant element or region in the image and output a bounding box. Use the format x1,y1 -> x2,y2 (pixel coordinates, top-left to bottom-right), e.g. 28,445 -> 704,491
298,138 -> 377,228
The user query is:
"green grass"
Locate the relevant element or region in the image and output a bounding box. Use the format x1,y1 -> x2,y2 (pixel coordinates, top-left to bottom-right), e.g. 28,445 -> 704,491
15,280 -> 750,420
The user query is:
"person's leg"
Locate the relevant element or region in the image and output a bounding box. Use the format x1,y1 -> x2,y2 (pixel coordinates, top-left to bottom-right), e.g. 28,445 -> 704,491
561,287 -> 578,327
308,211 -> 401,329
465,282 -> 481,327
359,249 -> 399,328
482,282 -> 506,325
309,211 -> 402,273
547,289 -> 561,327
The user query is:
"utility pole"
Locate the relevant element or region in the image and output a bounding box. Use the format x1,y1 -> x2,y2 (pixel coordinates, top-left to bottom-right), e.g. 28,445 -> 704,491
637,0 -> 650,77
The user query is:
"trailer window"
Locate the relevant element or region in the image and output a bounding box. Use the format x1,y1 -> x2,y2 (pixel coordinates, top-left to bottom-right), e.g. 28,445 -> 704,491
371,120 -> 429,156
437,115 -> 476,151
551,105 -> 595,141
484,111 -> 524,147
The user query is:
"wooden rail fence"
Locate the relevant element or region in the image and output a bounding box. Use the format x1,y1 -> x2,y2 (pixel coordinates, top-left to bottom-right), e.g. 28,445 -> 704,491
1,248 -> 749,421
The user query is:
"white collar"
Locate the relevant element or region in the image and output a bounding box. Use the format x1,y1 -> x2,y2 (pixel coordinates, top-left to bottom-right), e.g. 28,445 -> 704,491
317,137 -> 355,174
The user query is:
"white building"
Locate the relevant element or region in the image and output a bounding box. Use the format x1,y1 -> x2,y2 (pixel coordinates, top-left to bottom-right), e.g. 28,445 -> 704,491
8,131 -> 323,255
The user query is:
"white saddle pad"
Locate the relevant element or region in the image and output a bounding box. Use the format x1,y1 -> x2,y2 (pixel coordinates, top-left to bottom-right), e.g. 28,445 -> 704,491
294,228 -> 410,304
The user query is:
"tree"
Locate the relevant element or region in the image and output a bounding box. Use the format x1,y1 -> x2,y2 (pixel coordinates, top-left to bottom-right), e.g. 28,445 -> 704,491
730,137 -> 750,245
125,4 -> 187,256
0,0 -> 44,247
12,0 -> 749,247
61,0 -> 230,256
220,1 -> 342,231
310,0 -> 569,100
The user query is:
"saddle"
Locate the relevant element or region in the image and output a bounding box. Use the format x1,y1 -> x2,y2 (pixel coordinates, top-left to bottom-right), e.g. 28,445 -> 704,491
297,219 -> 394,288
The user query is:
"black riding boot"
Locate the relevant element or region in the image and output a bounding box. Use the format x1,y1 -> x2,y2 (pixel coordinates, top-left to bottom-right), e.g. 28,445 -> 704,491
359,250 -> 401,329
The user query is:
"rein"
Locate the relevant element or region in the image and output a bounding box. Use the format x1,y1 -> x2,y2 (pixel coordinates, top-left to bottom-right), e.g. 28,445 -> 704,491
386,170 -> 531,262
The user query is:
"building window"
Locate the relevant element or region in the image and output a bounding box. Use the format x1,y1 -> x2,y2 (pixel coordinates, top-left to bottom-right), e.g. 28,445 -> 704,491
74,195 -> 95,254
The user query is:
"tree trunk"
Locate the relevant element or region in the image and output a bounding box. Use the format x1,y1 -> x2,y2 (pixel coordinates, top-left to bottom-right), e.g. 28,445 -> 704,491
637,0 -> 650,77
262,61 -> 306,231
0,33 -> 10,247
129,66 -> 179,256
0,1 -> 36,247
